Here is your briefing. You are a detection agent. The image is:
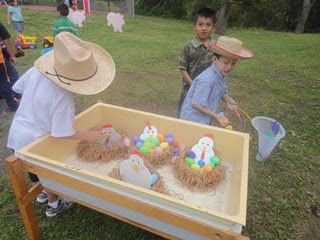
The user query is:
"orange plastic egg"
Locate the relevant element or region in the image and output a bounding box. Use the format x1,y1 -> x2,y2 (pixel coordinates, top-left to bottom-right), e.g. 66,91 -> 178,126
203,165 -> 213,172
157,134 -> 165,142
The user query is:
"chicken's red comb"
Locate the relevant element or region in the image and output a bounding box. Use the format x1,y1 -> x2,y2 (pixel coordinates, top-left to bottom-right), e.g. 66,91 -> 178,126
204,133 -> 214,139
146,119 -> 152,130
101,124 -> 112,129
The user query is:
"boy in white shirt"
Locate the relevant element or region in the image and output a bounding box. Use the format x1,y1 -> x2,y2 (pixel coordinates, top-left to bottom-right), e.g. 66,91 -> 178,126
7,32 -> 116,217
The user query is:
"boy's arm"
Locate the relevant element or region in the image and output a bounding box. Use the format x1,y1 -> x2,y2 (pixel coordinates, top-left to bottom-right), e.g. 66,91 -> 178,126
7,12 -> 11,24
178,44 -> 192,84
56,131 -> 102,142
192,104 -> 226,126
180,69 -> 192,85
3,38 -> 16,64
222,94 -> 237,112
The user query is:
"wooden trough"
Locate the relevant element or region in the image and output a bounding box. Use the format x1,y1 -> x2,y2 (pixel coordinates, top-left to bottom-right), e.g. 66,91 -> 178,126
11,102 -> 250,240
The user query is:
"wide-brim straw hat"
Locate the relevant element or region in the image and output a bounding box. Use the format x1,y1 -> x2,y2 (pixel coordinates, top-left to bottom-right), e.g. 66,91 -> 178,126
34,32 -> 116,95
208,36 -> 254,59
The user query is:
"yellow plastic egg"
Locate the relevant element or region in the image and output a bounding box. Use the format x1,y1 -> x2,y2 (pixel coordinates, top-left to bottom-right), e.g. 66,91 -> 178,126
159,142 -> 169,150
191,164 -> 200,171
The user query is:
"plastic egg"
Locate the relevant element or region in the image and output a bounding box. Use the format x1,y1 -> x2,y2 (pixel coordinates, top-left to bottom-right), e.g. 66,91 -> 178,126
135,141 -> 143,149
210,156 -> 220,166
203,165 -> 213,173
171,147 -> 180,156
144,137 -> 153,143
157,134 -> 165,142
140,145 -> 150,154
150,150 -> 157,156
191,164 -> 200,171
152,138 -> 160,147
151,173 -> 158,185
184,157 -> 195,166
155,147 -> 163,153
172,140 -> 180,148
186,150 -> 196,159
197,160 -> 206,168
144,142 -> 153,149
159,142 -> 169,150
123,138 -> 131,147
222,118 -> 230,126
165,134 -> 174,144
134,136 -> 142,143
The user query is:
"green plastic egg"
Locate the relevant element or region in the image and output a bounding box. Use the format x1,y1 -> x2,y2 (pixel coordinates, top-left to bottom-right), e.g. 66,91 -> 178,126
184,157 -> 195,166
210,156 -> 220,166
140,145 -> 150,154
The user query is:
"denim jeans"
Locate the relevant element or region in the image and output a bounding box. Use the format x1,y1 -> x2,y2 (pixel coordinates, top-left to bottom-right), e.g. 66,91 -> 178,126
0,63 -> 18,110
5,58 -> 21,98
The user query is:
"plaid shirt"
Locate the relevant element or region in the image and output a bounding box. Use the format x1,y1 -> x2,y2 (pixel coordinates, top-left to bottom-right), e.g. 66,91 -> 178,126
178,36 -> 214,85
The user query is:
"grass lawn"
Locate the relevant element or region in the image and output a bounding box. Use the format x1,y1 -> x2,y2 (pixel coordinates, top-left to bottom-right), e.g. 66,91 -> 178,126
0,6 -> 319,240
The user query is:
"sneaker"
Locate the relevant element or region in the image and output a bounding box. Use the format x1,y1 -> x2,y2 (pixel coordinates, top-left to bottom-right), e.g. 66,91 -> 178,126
46,198 -> 74,217
36,190 -> 48,203
14,49 -> 25,58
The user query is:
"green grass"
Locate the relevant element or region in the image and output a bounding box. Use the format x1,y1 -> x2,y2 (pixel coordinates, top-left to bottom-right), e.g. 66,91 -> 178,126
1,7 -> 320,240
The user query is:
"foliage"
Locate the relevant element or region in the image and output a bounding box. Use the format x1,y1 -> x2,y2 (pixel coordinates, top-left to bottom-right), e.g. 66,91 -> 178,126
135,0 -> 320,32
0,7 -> 320,240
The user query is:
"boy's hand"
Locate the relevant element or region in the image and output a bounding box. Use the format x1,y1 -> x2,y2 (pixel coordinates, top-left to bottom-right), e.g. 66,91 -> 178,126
212,113 -> 230,127
217,116 -> 230,127
226,98 -> 238,112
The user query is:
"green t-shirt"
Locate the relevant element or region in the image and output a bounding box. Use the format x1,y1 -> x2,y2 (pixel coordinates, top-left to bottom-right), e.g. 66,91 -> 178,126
53,17 -> 79,37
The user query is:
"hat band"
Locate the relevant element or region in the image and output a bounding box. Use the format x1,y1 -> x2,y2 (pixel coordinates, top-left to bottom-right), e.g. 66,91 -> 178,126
45,65 -> 98,86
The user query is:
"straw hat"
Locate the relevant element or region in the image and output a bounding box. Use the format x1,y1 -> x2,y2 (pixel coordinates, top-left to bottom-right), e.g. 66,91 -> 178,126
208,36 -> 254,59
34,32 -> 116,95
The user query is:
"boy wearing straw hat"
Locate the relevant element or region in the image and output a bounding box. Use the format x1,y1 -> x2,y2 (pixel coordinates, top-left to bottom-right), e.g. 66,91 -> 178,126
179,36 -> 254,126
7,32 -> 116,217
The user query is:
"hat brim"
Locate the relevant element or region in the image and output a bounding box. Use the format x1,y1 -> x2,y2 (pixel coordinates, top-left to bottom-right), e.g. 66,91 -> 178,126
208,44 -> 254,59
34,41 -> 116,95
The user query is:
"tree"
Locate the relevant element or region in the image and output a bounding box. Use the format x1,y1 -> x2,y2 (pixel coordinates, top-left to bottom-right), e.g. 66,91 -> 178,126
215,0 -> 231,35
295,0 -> 316,33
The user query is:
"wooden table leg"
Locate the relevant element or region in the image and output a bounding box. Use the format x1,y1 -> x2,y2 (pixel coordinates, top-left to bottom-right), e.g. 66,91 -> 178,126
6,156 -> 41,240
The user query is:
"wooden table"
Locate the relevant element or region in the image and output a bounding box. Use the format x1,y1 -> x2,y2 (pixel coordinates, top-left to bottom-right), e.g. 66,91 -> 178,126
6,155 -> 249,240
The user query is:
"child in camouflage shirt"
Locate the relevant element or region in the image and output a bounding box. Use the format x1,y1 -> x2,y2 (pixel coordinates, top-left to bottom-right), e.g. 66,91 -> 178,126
177,8 -> 216,116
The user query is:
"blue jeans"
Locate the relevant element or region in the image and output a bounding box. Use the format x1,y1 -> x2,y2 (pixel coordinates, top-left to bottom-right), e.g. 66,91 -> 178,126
5,58 -> 21,98
11,21 -> 24,33
0,63 -> 18,110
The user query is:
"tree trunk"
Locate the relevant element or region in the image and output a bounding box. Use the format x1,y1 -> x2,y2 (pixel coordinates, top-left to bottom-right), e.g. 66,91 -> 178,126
215,0 -> 231,35
295,0 -> 313,33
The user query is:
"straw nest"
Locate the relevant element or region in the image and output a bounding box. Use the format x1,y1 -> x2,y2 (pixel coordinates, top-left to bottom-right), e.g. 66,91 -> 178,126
77,140 -> 128,162
135,147 -> 173,169
172,149 -> 226,192
109,167 -> 170,196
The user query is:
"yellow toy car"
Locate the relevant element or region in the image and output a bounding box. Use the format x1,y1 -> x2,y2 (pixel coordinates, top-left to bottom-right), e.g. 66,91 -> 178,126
43,35 -> 54,48
15,35 -> 37,49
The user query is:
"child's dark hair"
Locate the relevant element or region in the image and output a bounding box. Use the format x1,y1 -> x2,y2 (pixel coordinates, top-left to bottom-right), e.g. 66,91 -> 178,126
194,8 -> 216,24
57,3 -> 69,16
213,53 -> 221,59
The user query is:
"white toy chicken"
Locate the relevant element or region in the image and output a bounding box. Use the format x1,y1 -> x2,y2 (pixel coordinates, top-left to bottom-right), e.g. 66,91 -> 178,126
98,124 -> 121,147
139,120 -> 158,140
190,134 -> 215,167
119,154 -> 158,188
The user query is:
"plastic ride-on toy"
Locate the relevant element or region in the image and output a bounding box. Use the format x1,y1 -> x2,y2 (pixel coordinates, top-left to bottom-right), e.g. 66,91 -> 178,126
43,35 -> 54,48
15,35 -> 37,49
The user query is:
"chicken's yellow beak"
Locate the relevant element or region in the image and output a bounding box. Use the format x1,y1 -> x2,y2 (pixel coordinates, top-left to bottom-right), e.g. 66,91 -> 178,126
132,163 -> 139,171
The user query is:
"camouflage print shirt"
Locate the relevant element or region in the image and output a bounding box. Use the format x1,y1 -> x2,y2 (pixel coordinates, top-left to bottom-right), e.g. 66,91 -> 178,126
178,36 -> 214,87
